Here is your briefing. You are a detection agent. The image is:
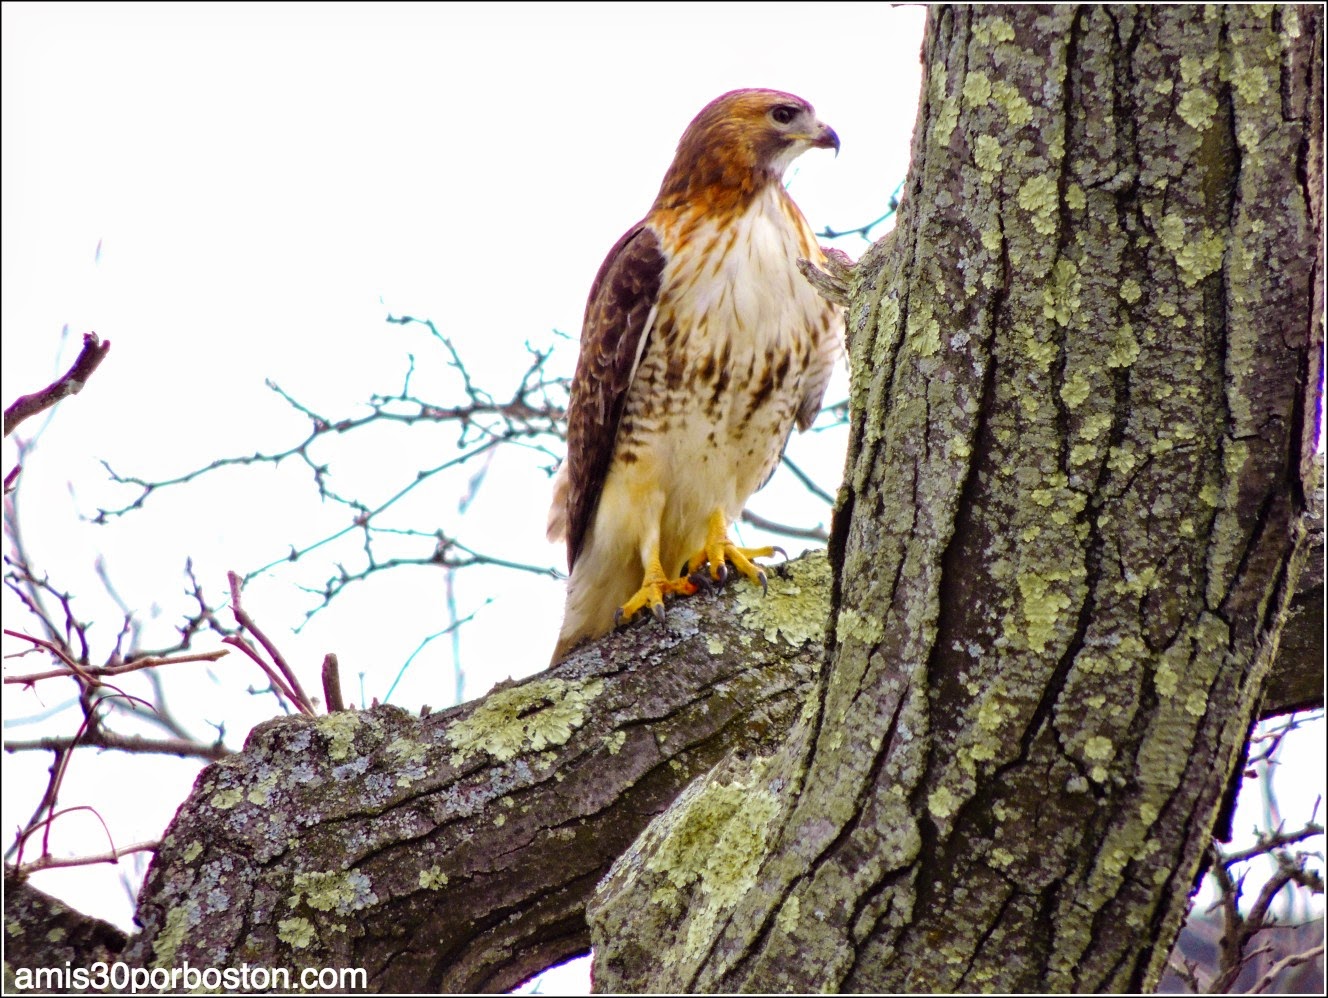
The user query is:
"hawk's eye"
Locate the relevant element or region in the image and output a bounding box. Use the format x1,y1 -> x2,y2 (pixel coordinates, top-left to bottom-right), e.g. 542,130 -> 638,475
770,105 -> 797,125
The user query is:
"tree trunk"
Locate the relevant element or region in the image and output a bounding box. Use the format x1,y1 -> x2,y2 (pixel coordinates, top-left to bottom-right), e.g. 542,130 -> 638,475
3,5 -> 1321,994
591,4 -> 1322,992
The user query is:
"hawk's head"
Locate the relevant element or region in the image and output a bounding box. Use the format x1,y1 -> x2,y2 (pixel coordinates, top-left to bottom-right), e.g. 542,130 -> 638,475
656,89 -> 839,210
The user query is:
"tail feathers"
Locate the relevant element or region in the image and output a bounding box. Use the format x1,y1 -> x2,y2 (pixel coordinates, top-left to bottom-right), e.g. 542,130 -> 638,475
547,463 -> 569,543
550,538 -> 641,665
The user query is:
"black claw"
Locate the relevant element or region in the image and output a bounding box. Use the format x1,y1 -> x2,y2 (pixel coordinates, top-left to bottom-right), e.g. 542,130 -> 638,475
757,570 -> 768,596
715,563 -> 729,587
652,602 -> 667,625
771,546 -> 788,561
614,607 -> 625,628
689,570 -> 714,593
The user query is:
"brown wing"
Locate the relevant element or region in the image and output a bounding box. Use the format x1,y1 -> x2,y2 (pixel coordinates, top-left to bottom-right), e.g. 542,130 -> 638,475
563,223 -> 667,570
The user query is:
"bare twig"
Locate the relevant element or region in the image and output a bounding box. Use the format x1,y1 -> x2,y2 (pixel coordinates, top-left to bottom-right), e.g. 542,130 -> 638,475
227,573 -> 314,711
3,332 -> 112,439
797,249 -> 856,308
3,628 -> 99,687
12,840 -> 158,877
1250,943 -> 1325,993
780,454 -> 837,506
322,653 -> 345,712
1221,821 -> 1325,866
221,636 -> 305,714
740,508 -> 830,543
4,731 -> 229,762
15,805 -> 118,872
4,645 -> 228,687
94,319 -> 569,525
814,181 -> 903,242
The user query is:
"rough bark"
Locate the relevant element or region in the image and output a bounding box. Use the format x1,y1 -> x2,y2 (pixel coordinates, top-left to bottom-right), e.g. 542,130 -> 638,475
3,876 -> 129,986
3,557 -> 827,993
4,555 -> 1320,993
590,4 -> 1322,993
2,5 -> 1322,995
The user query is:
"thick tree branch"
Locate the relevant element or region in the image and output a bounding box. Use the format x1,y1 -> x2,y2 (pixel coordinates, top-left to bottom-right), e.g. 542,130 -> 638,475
5,555 -> 827,992
4,530 -> 1322,986
1262,476 -> 1324,716
3,875 -> 129,971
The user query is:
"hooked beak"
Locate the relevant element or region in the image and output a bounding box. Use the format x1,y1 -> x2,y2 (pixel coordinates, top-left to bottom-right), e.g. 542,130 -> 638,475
813,121 -> 840,157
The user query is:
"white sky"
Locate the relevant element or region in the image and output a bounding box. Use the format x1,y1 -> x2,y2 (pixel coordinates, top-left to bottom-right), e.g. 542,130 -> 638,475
1,0 -> 1320,984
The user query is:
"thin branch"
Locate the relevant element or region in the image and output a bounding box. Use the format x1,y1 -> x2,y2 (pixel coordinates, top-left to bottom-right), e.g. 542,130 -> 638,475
219,636 -> 306,716
779,454 -> 837,505
93,321 -> 568,524
2,628 -> 98,687
12,840 -> 158,877
3,646 -> 228,687
4,731 -> 229,762
4,332 -> 112,438
1250,943 -> 1325,993
814,181 -> 904,241
226,571 -> 315,715
1221,821 -> 1325,866
740,508 -> 830,543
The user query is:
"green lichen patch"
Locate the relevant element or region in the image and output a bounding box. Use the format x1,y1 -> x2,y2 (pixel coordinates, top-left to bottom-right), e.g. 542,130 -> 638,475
733,554 -> 831,648
906,299 -> 943,358
277,917 -> 315,949
1176,88 -> 1218,131
928,785 -> 958,820
972,15 -> 1016,45
775,894 -> 801,935
1155,212 -> 1225,287
991,80 -> 1033,126
315,711 -> 363,762
246,771 -> 280,807
1060,371 -> 1092,409
445,677 -> 604,765
1017,572 -> 1074,655
290,869 -> 377,915
962,70 -> 992,110
1042,258 -> 1081,327
210,788 -> 243,811
387,737 -> 427,771
151,904 -> 193,969
1018,174 -> 1060,236
1107,322 -> 1141,368
419,866 -> 449,890
644,759 -> 782,961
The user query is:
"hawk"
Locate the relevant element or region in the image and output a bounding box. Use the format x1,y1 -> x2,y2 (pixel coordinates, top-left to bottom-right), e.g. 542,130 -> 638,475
547,89 -> 843,663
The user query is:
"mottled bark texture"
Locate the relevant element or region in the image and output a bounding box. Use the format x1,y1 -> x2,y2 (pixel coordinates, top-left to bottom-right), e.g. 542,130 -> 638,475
591,4 -> 1322,994
3,6 -> 1322,995
46,557 -> 823,994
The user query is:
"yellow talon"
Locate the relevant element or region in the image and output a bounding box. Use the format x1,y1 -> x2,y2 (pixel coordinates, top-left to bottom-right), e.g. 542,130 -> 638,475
685,510 -> 779,592
615,554 -> 698,628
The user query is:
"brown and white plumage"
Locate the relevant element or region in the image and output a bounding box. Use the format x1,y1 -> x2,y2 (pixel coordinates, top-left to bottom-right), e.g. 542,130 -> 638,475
548,89 -> 843,663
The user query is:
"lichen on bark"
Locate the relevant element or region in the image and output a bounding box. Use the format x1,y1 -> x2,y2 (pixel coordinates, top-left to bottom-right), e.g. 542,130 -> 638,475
590,5 -> 1322,993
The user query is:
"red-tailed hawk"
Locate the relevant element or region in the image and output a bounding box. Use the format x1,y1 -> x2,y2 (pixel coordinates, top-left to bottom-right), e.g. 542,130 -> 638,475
547,89 -> 843,663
